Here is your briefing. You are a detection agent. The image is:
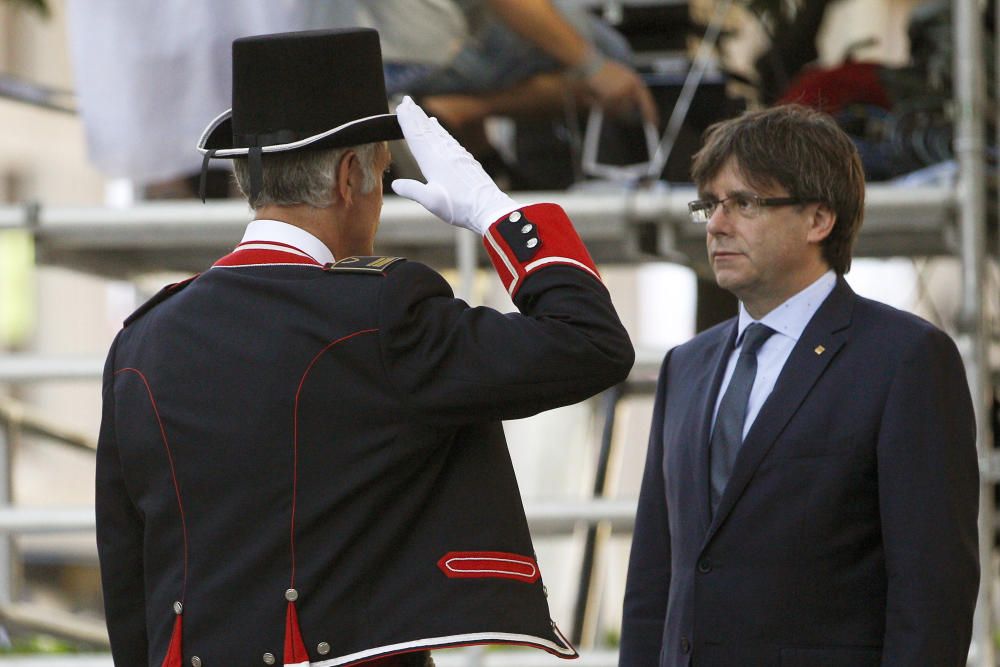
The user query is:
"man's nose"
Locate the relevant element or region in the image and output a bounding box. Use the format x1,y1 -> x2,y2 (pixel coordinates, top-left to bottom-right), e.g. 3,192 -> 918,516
705,204 -> 730,235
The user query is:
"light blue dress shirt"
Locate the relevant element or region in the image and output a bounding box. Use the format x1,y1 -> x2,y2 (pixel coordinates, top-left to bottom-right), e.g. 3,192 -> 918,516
711,270 -> 838,438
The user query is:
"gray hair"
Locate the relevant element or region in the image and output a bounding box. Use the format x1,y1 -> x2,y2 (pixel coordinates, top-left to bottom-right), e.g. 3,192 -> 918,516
232,142 -> 384,209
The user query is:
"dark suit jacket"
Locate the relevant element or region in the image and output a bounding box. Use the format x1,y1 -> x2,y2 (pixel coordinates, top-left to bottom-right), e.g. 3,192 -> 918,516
620,278 -> 979,667
97,204 -> 634,666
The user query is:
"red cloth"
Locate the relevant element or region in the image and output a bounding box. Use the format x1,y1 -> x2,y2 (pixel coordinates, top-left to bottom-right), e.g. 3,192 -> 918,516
283,601 -> 309,665
778,61 -> 890,114
483,203 -> 601,298
160,615 -> 183,667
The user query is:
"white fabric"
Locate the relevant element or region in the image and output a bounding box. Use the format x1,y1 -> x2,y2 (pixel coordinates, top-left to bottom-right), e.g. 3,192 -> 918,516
240,219 -> 335,265
354,0 -> 468,66
712,270 -> 838,438
66,0 -> 315,185
311,629 -> 576,666
391,97 -> 518,235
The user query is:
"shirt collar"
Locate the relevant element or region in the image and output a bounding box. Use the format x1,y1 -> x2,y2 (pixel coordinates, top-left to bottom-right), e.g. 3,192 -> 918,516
736,270 -> 837,345
239,219 -> 335,265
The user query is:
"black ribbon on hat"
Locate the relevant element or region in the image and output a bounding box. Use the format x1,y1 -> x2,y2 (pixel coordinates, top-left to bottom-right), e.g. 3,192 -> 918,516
248,146 -> 263,207
234,129 -> 298,147
198,149 -> 217,203
198,146 -> 263,204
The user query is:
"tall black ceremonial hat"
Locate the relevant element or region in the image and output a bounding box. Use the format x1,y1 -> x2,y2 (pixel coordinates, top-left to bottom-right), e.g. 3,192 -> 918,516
198,28 -> 401,156
196,28 -> 402,203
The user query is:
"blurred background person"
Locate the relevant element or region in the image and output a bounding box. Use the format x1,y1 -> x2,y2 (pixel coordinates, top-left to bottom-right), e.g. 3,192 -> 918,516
65,0 -> 316,200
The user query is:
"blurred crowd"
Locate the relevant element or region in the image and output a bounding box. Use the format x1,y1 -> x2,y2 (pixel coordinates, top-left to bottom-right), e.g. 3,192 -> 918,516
65,0 -> 996,199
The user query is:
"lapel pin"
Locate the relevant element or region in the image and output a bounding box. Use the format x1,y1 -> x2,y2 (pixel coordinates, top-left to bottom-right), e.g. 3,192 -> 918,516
814,345 -> 826,355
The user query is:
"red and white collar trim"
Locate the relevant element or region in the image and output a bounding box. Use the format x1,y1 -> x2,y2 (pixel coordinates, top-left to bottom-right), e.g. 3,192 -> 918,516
213,219 -> 335,268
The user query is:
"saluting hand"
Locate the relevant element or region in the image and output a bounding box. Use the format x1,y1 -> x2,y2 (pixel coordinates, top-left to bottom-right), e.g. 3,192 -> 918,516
391,96 -> 519,235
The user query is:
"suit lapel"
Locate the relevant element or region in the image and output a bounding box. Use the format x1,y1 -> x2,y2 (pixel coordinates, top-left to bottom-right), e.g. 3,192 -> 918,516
694,321 -> 739,532
702,279 -> 856,547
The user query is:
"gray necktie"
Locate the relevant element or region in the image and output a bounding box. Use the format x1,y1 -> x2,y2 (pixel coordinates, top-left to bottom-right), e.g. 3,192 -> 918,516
710,323 -> 775,512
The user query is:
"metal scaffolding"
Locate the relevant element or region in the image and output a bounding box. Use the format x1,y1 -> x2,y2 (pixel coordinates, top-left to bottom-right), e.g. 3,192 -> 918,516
0,1 -> 996,664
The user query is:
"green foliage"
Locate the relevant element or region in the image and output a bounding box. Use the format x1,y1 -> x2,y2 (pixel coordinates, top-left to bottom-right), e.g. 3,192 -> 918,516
0,634 -> 80,654
2,0 -> 50,19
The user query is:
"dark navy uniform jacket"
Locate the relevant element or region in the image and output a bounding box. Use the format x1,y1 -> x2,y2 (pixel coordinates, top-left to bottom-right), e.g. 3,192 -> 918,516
620,278 -> 979,667
97,204 -> 634,666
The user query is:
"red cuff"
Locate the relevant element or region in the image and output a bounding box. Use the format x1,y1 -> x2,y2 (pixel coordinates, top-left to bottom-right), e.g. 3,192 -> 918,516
482,203 -> 600,297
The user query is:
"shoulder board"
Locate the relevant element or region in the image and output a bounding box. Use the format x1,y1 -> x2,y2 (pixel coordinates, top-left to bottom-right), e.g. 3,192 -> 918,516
123,274 -> 199,328
323,256 -> 406,274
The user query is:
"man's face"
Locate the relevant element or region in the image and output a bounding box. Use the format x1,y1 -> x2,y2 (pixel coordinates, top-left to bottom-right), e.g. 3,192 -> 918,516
702,158 -> 829,316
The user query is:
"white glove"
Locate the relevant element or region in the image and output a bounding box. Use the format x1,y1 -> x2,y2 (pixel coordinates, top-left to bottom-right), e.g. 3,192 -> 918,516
391,96 -> 519,235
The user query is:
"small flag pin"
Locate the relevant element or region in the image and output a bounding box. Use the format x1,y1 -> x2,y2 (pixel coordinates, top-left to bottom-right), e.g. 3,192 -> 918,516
814,345 -> 826,355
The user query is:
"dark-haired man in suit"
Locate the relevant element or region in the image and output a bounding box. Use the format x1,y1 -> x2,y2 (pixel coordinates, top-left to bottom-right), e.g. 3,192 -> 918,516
620,104 -> 979,667
97,29 -> 633,667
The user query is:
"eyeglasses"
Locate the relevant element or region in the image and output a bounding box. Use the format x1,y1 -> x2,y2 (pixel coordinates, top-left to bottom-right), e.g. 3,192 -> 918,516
687,194 -> 818,224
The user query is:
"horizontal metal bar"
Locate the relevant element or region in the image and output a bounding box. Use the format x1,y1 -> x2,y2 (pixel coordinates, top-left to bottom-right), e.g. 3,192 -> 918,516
0,184 -> 959,277
0,508 -> 95,533
0,402 -> 96,452
0,204 -> 26,227
0,602 -> 107,647
0,356 -> 104,382
527,499 -> 637,534
0,500 -> 638,536
0,74 -> 75,114
0,354 -> 669,386
11,184 -> 953,239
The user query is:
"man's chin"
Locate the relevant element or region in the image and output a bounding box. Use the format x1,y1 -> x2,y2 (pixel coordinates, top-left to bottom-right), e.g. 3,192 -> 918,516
712,270 -> 743,293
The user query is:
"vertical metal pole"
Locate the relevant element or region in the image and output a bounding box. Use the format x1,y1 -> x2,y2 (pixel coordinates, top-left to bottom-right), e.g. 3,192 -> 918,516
456,229 -> 477,303
0,412 -> 13,606
646,0 -> 733,179
572,385 -> 623,646
953,1 -> 993,665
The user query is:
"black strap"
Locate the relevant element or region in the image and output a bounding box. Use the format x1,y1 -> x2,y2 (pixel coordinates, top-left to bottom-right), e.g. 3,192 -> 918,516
248,146 -> 263,206
198,149 -> 217,203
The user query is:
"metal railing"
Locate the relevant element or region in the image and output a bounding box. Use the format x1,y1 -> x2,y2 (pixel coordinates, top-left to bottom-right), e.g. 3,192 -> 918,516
0,386 -> 645,663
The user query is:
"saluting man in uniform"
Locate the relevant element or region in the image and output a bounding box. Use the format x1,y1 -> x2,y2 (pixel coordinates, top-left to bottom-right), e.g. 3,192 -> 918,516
96,29 -> 634,667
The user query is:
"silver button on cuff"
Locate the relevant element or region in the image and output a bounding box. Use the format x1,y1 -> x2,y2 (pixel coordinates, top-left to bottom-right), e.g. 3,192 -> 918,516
262,653 -> 275,665
173,601 -> 183,615
520,224 -> 533,234
285,588 -> 298,602
509,211 -> 522,223
317,642 -> 331,655
191,657 -> 202,667
526,238 -> 539,249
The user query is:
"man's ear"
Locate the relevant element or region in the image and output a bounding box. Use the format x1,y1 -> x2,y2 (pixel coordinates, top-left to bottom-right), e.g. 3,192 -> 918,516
336,150 -> 357,205
807,203 -> 836,244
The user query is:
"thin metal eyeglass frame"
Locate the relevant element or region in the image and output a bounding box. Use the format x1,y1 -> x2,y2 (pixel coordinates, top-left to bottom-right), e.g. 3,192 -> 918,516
687,196 -> 817,224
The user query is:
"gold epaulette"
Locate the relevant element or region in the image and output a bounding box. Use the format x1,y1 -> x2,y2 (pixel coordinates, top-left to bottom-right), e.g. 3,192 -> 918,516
323,256 -> 406,274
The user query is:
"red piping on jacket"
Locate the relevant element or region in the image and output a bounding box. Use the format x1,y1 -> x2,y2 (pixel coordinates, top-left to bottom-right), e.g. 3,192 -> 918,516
289,329 -> 379,587
115,367 -> 189,602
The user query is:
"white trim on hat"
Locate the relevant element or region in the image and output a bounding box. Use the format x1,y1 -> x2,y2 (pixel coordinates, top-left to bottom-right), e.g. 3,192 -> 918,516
195,108 -> 234,151
196,110 -> 398,157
